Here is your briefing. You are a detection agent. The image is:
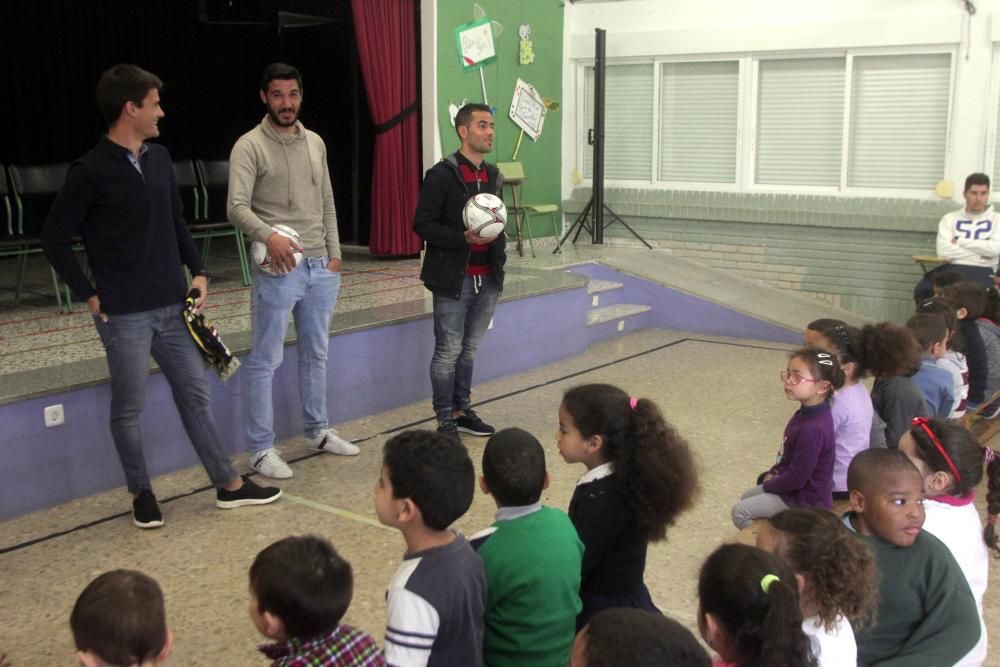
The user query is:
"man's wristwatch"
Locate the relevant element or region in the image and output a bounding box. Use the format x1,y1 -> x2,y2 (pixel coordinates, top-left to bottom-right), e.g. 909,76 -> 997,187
193,270 -> 212,284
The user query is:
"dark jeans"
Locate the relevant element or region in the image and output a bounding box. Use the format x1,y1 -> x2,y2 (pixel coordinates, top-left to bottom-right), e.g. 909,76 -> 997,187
430,274 -> 499,423
914,264 -> 994,303
94,305 -> 238,492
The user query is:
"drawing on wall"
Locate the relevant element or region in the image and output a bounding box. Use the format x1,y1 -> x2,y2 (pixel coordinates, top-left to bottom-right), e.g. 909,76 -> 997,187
509,78 -> 546,141
455,17 -> 496,72
519,24 -> 534,65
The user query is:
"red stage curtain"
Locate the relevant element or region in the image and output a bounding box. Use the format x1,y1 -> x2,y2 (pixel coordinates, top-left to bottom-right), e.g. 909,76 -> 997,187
351,0 -> 423,256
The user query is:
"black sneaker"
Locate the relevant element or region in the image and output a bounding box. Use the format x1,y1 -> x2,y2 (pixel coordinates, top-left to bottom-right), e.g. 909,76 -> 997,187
132,489 -> 164,529
455,409 -> 495,436
216,475 -> 283,509
437,419 -> 460,440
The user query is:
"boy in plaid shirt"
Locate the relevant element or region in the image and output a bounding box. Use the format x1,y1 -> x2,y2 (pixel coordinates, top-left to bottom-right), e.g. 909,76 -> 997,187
250,535 -> 384,666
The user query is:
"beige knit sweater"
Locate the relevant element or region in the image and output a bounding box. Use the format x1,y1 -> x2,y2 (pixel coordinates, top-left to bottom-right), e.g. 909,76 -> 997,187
227,116 -> 341,259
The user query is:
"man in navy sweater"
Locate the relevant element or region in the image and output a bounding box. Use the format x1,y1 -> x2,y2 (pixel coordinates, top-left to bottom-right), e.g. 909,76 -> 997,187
43,65 -> 280,528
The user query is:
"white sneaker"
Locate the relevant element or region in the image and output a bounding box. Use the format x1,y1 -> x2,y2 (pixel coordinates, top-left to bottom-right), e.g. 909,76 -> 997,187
306,428 -> 360,456
249,448 -> 294,479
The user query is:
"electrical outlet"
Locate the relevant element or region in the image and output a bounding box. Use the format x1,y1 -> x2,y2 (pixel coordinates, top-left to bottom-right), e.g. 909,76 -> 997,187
44,404 -> 64,427
617,320 -> 625,332
592,295 -> 599,307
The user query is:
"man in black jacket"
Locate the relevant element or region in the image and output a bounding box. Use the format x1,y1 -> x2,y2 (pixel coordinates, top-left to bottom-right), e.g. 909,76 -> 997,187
413,103 -> 506,439
43,65 -> 280,529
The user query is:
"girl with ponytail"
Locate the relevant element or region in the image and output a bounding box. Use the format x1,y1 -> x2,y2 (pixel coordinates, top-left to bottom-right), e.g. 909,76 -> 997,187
558,383 -> 699,628
758,507 -> 878,666
697,543 -> 817,667
898,418 -> 997,666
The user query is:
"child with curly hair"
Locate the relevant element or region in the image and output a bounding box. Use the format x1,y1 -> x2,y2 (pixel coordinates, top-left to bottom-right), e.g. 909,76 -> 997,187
731,348 -> 844,528
899,418 -> 1000,667
808,323 -> 879,496
916,296 -> 969,418
857,322 -> 929,448
757,507 -> 878,667
941,281 -> 1000,409
557,383 -> 698,628
698,543 -> 817,667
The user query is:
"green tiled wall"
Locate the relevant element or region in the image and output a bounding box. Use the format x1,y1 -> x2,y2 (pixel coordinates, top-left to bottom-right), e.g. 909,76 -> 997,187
564,188 -> 958,323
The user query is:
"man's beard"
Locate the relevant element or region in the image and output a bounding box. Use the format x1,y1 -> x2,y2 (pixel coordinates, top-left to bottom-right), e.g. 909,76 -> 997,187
268,106 -> 298,127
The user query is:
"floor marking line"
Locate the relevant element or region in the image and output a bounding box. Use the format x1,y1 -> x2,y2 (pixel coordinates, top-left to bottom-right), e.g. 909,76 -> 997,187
282,493 -> 393,531
0,335 -> 791,555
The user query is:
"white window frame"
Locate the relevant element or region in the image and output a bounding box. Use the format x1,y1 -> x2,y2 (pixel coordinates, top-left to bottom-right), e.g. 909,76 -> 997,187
576,46 -> 957,198
985,44 -> 1000,198
748,46 -> 956,197
576,55 -> 746,191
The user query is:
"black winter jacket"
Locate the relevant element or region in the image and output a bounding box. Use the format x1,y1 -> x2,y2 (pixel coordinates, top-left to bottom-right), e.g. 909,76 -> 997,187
412,152 -> 506,299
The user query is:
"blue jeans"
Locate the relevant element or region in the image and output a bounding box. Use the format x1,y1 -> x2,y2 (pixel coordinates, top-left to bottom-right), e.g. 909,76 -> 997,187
244,257 -> 340,453
430,274 -> 500,423
93,305 -> 238,493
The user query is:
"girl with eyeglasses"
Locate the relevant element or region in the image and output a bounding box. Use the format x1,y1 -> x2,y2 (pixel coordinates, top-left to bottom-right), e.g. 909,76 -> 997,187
809,322 -> 879,499
730,348 -> 845,529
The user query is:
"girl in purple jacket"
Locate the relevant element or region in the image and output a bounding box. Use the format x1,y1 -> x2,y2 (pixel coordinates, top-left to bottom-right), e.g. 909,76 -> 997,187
731,348 -> 844,529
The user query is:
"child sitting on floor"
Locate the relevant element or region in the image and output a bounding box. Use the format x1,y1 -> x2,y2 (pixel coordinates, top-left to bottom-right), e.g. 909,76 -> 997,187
757,507 -> 877,667
858,322 -> 929,448
899,418 -> 998,667
248,535 -> 383,667
70,569 -> 173,667
698,543 -> 816,667
558,383 -> 699,628
905,313 -> 955,418
941,281 -> 1000,411
844,448 -> 980,665
471,427 -> 584,667
570,608 -> 710,667
916,296 -> 969,418
806,323 -> 877,496
731,347 -> 842,528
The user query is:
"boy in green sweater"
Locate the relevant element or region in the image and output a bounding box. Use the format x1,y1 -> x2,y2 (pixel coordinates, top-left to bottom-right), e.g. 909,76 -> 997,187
470,428 -> 584,667
844,448 -> 980,666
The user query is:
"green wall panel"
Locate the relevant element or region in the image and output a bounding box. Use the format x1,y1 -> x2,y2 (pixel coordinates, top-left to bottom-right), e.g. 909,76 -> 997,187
436,0 -> 564,238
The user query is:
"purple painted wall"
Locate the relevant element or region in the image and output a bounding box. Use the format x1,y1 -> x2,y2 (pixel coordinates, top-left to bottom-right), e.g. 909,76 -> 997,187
0,288 -> 590,521
1,266 -> 801,521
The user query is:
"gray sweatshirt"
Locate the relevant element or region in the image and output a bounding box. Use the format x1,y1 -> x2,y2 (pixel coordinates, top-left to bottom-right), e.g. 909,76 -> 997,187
228,116 -> 341,259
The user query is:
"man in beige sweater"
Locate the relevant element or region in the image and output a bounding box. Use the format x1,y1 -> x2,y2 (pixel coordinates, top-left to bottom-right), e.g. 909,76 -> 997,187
228,62 -> 358,480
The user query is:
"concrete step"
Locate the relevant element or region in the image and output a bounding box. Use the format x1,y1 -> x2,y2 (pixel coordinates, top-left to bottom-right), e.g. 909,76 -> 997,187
586,279 -> 624,308
585,303 -> 652,346
586,279 -> 623,294
587,303 -> 651,326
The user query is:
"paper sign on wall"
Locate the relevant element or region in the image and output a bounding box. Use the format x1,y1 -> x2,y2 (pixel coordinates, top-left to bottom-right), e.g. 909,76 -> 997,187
509,78 -> 546,141
455,17 -> 496,72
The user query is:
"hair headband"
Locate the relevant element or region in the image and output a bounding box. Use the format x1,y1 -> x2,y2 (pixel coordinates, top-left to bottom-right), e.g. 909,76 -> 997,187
760,574 -> 780,593
830,325 -> 854,357
629,397 -> 638,411
911,418 -> 962,483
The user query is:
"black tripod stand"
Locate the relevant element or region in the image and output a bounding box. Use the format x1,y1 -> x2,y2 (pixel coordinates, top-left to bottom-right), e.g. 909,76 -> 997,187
554,28 -> 651,254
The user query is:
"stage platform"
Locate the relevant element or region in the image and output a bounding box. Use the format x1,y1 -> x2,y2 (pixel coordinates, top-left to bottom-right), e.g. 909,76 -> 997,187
0,238 -> 865,521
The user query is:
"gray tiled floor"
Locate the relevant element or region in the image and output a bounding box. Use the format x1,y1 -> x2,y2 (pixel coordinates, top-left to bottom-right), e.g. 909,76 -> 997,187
1,328 -> 998,666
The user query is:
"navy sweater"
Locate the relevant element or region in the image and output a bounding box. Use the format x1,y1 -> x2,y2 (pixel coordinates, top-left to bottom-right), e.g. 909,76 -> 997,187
42,137 -> 203,315
761,402 -> 835,508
